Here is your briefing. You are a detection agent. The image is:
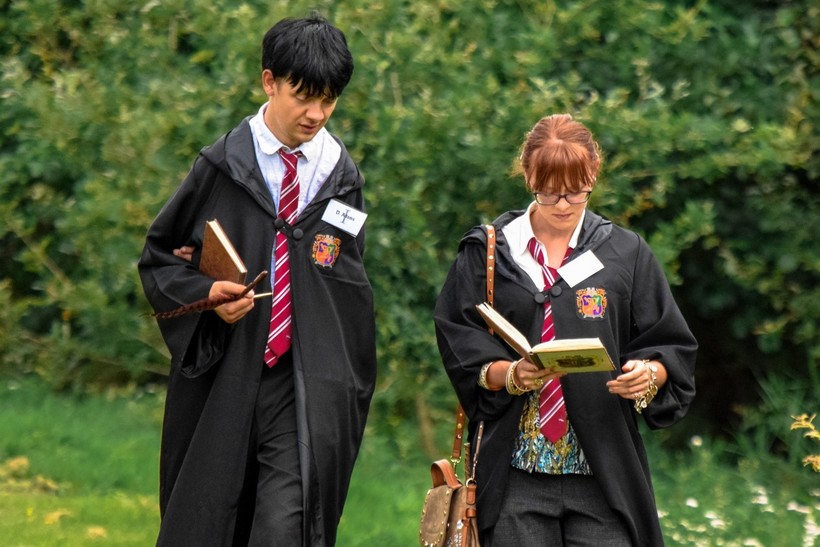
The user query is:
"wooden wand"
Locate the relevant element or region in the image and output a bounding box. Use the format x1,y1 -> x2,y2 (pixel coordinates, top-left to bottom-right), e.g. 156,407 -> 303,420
151,270 -> 269,319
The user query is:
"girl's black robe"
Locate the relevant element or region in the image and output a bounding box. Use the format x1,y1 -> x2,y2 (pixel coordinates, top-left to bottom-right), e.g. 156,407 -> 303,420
434,210 -> 697,546
139,119 -> 377,546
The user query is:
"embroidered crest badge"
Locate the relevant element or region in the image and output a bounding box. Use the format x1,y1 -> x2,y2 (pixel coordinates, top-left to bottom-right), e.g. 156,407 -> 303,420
576,287 -> 607,320
312,234 -> 341,268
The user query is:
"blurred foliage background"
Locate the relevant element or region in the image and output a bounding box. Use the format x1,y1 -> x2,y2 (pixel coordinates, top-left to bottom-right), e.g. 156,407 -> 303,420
0,0 -> 817,469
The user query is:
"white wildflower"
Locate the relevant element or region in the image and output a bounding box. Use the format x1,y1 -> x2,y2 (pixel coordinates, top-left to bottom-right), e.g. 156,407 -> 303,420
787,501 -> 810,514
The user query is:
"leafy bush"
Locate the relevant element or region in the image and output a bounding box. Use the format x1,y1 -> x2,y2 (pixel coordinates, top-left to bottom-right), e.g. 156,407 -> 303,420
0,0 -> 817,448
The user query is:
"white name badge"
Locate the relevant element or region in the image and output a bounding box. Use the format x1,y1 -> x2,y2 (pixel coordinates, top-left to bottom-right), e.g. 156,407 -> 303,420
558,250 -> 604,287
321,199 -> 367,237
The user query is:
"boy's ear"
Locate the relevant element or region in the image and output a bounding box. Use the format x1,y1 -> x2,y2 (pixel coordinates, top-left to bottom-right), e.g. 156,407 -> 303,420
262,70 -> 277,96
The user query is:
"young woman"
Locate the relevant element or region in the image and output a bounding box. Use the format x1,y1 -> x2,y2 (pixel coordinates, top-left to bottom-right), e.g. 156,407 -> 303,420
434,113 -> 697,546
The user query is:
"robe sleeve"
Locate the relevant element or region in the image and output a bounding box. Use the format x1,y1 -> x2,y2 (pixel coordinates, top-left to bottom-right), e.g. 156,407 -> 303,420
622,235 -> 697,428
434,233 -> 518,422
138,155 -> 231,377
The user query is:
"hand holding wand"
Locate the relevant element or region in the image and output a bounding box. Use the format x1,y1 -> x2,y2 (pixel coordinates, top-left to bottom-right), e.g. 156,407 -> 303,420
151,271 -> 269,319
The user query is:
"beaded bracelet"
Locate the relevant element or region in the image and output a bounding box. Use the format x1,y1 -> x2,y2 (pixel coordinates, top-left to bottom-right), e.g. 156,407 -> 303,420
505,359 -> 529,396
477,362 -> 493,390
634,359 -> 659,413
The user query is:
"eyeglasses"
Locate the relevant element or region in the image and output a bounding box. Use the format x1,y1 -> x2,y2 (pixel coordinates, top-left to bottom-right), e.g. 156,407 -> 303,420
532,190 -> 592,205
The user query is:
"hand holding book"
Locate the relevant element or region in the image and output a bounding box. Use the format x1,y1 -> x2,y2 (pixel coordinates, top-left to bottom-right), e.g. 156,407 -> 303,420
150,219 -> 269,319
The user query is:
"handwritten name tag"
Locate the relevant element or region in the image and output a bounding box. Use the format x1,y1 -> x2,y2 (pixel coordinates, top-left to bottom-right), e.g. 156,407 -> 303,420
558,250 -> 604,287
321,199 -> 367,236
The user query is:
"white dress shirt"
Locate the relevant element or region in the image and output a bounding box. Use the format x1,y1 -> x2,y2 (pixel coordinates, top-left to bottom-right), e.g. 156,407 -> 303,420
248,103 -> 341,216
501,202 -> 586,288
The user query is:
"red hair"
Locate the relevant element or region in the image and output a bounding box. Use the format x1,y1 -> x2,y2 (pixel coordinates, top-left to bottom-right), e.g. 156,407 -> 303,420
513,114 -> 601,193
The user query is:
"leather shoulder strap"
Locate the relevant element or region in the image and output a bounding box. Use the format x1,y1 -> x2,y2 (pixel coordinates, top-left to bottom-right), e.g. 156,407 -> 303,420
450,404 -> 466,462
485,224 -> 496,308
450,225 -> 496,464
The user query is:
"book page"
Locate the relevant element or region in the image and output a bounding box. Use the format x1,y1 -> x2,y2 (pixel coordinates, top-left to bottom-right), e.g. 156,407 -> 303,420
475,303 -> 532,359
210,220 -> 246,273
531,338 -> 605,352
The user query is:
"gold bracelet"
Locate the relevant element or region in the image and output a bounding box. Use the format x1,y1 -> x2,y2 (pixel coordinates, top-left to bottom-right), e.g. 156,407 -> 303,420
477,362 -> 493,390
634,360 -> 659,413
505,359 -> 529,396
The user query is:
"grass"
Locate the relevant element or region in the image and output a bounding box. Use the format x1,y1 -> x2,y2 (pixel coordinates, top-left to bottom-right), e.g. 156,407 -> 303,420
0,492 -> 156,546
0,379 -> 161,545
649,434 -> 819,546
1,378 -> 817,546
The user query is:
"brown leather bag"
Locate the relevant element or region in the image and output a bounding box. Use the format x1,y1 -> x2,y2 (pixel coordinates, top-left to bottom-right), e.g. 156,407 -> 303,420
418,410 -> 483,547
419,225 -> 495,547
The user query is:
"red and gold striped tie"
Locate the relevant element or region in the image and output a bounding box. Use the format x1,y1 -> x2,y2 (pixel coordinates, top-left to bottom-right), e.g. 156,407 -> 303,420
264,149 -> 300,367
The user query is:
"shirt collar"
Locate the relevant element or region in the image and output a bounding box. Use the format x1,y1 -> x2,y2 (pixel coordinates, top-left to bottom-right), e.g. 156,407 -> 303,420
249,103 -> 322,162
505,202 -> 586,258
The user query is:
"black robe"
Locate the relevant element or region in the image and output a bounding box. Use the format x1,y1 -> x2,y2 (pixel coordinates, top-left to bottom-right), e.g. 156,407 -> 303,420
434,210 -> 697,546
138,119 -> 377,546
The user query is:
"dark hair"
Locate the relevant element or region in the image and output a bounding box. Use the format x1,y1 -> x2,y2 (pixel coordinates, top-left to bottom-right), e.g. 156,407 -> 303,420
261,13 -> 354,100
513,114 -> 602,193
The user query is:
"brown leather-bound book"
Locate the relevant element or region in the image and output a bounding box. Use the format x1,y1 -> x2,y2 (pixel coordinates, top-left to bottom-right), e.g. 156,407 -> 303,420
200,219 -> 248,284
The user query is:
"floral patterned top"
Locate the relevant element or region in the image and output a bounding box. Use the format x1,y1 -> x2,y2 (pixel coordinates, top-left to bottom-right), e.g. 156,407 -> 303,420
510,391 -> 592,474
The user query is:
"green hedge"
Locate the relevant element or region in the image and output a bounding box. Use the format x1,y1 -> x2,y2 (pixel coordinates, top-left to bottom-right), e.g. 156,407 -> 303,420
1,0 -> 817,452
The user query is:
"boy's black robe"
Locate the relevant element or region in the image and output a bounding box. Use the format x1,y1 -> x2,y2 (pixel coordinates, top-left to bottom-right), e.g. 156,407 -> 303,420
434,210 -> 697,546
139,119 -> 376,546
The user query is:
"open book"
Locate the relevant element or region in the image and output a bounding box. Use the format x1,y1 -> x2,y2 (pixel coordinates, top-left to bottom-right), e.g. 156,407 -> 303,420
476,302 -> 615,373
199,219 -> 248,284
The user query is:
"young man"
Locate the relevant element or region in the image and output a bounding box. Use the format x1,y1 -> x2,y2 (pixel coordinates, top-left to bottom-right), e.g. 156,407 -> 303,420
138,14 -> 376,546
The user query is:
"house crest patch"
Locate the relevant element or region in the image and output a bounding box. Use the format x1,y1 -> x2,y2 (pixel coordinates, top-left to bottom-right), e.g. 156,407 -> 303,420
312,234 -> 341,268
576,287 -> 607,320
